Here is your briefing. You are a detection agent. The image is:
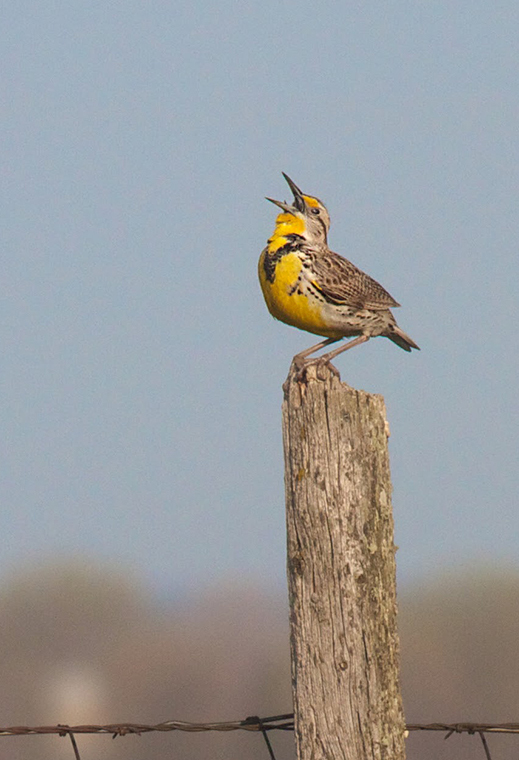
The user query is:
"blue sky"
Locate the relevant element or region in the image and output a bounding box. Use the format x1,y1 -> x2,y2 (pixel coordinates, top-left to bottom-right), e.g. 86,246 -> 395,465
2,1 -> 518,594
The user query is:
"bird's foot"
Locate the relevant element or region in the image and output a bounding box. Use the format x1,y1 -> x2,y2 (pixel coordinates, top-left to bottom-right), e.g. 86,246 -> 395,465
289,355 -> 341,384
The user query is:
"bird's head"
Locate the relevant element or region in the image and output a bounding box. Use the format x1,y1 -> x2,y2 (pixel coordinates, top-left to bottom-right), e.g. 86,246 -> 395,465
266,173 -> 330,247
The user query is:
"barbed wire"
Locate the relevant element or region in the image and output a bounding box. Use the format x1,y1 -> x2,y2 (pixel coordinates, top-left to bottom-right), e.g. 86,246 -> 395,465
407,722 -> 519,735
0,713 -> 294,737
1,714 -> 518,760
2,715 -> 519,737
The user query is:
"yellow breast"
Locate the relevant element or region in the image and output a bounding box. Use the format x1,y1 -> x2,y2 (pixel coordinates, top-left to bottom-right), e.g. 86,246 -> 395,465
258,250 -> 335,337
267,213 -> 306,251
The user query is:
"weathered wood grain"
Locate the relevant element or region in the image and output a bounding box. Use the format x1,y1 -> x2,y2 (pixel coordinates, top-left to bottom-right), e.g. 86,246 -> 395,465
282,363 -> 406,760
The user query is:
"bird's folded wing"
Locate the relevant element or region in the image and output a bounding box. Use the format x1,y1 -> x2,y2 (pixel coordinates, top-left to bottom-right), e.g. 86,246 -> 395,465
309,253 -> 400,310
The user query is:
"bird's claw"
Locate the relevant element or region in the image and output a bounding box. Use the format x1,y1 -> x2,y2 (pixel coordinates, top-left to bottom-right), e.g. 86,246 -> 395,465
288,355 -> 341,385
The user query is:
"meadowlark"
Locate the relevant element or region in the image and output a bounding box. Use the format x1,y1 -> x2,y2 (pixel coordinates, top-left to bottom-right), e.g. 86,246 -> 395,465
258,173 -> 419,370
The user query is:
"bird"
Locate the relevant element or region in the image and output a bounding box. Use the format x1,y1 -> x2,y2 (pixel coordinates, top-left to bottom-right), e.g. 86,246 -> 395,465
258,173 -> 419,371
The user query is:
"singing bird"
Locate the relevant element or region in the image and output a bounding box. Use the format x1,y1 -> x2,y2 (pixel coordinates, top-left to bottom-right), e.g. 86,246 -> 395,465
258,173 -> 419,369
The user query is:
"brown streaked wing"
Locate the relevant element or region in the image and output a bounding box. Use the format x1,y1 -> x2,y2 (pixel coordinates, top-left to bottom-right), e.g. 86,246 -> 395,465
308,250 -> 400,309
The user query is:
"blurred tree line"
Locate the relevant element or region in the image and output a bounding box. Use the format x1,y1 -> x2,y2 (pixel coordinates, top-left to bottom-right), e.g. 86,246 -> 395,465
0,561 -> 517,760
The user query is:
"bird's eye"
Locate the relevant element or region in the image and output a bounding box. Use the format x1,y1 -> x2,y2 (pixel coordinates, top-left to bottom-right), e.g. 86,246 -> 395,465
310,208 -> 321,215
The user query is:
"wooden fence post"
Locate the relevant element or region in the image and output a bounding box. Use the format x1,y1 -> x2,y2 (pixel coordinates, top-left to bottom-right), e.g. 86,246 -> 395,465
282,364 -> 406,760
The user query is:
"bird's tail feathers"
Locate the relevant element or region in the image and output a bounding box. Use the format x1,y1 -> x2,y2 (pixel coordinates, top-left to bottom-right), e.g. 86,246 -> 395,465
388,325 -> 420,352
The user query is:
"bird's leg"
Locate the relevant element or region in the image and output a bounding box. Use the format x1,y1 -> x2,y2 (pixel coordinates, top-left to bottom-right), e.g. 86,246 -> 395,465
288,338 -> 341,385
296,335 -> 370,380
292,337 -> 340,367
290,336 -> 370,384
317,334 -> 369,363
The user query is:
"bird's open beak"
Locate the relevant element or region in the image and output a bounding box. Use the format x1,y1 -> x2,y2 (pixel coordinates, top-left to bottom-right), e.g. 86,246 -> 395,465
265,173 -> 307,215
282,172 -> 306,213
265,197 -> 296,213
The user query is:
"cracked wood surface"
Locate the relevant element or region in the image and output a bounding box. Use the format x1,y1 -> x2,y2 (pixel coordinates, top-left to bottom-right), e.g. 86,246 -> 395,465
282,364 -> 406,760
